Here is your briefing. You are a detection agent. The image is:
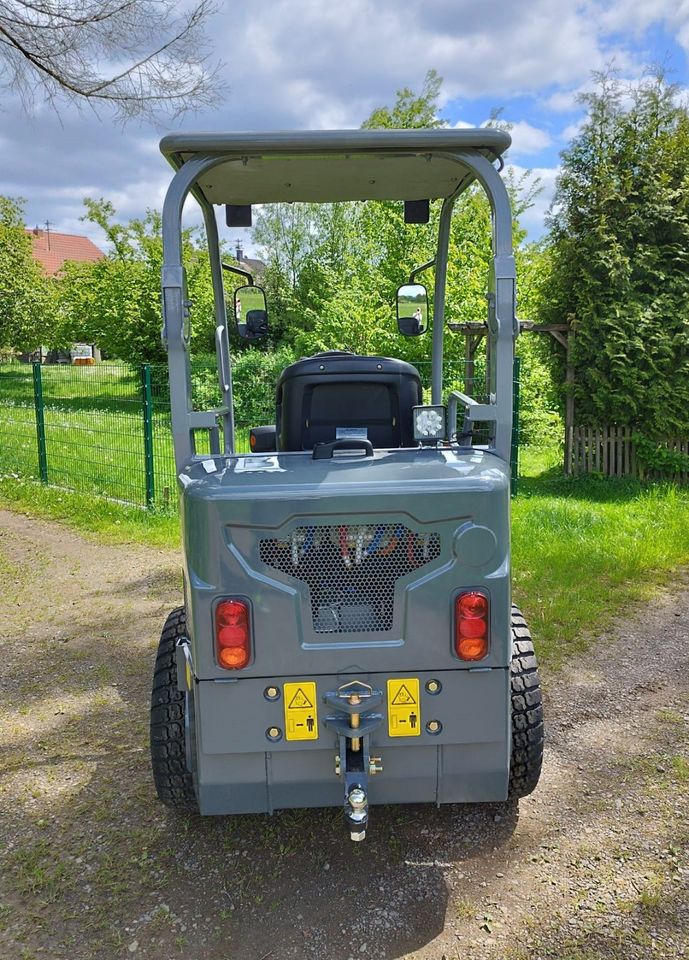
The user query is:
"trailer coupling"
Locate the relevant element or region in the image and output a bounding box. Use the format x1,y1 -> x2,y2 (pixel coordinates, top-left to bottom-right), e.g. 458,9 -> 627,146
324,681 -> 383,841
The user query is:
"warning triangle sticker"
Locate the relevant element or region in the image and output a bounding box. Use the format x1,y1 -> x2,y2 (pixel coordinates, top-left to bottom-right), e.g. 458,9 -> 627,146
288,687 -> 314,709
391,684 -> 416,706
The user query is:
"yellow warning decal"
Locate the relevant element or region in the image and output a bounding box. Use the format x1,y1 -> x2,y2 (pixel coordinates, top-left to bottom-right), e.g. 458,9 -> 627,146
387,678 -> 421,737
283,682 -> 319,741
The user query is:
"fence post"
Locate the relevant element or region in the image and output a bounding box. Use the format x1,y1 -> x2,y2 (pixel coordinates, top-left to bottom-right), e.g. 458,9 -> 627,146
32,361 -> 48,483
141,364 -> 155,506
511,355 -> 521,497
564,328 -> 575,475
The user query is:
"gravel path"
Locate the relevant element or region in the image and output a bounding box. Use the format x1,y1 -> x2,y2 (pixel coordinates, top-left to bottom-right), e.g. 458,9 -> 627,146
0,508 -> 687,960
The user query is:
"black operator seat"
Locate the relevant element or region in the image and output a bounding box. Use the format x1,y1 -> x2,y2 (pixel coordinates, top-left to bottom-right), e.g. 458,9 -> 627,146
275,351 -> 422,452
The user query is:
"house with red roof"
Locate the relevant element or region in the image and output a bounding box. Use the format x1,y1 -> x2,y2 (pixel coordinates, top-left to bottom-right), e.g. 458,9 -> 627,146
27,227 -> 104,277
21,228 -> 106,363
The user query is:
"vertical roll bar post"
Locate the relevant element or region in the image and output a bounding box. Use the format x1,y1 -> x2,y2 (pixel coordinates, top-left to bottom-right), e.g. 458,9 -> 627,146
433,151 -> 517,462
161,154 -> 235,472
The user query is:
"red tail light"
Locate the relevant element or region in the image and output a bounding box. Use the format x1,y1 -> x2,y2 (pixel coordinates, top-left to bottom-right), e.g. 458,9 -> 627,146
454,590 -> 489,661
215,600 -> 251,669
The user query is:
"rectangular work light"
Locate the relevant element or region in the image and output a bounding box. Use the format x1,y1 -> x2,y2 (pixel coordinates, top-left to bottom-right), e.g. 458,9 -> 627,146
412,405 -> 447,443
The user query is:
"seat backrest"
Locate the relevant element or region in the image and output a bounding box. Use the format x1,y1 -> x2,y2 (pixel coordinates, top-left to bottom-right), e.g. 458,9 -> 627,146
275,351 -> 422,451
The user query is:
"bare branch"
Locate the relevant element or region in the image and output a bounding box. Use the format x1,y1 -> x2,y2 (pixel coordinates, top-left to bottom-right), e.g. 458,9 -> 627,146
1,0 -> 140,28
0,0 -> 224,121
85,4 -> 207,95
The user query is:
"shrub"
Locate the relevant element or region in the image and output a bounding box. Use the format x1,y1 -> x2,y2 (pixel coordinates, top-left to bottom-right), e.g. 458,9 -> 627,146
189,347 -> 299,424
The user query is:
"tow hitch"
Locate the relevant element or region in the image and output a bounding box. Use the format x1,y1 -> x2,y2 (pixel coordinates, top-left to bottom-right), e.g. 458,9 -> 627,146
324,681 -> 383,841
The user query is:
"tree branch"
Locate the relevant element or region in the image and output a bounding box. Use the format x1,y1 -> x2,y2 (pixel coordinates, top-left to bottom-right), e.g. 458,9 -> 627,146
85,1 -> 208,95
0,0 -> 223,119
0,0 -> 140,29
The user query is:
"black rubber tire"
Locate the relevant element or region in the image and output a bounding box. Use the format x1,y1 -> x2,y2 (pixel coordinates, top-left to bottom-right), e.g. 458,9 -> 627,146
150,607 -> 198,812
508,605 -> 544,799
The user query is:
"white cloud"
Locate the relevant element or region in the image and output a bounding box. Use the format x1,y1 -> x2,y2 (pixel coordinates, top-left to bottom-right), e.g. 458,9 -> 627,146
543,88 -> 582,112
1,0 -> 688,243
596,0 -> 689,43
673,85 -> 689,108
227,0 -> 610,115
598,0 -> 689,55
561,119 -> 584,141
507,163 -> 561,239
506,121 -> 553,156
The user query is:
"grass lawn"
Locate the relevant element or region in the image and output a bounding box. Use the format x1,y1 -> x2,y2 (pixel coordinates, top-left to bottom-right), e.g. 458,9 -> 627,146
0,402 -> 178,504
1,444 -> 687,667
514,448 -> 689,665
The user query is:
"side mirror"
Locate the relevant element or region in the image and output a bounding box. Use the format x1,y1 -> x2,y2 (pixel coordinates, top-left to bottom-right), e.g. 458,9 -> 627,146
396,283 -> 428,337
235,285 -> 268,340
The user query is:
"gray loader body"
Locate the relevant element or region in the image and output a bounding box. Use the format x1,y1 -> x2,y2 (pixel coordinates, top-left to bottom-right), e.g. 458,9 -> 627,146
181,448 -> 511,812
153,128 -> 537,835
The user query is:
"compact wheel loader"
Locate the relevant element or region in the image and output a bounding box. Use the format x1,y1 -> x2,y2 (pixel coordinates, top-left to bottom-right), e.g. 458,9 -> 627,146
150,129 -> 544,840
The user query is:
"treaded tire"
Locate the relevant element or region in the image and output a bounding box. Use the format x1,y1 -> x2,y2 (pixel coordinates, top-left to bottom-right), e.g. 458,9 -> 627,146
508,605 -> 544,799
150,607 -> 198,812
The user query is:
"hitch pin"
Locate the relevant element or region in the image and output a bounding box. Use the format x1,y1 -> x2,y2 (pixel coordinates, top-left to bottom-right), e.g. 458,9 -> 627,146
350,692 -> 361,751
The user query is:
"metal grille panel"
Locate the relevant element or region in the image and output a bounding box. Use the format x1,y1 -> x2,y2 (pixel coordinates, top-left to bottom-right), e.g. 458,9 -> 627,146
260,524 -> 441,633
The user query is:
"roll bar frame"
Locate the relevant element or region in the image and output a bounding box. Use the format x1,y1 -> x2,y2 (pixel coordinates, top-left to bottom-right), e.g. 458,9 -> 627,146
160,146 -> 516,473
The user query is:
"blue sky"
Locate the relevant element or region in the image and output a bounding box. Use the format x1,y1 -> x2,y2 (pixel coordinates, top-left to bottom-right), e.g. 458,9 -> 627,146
439,19 -> 689,236
1,0 -> 687,251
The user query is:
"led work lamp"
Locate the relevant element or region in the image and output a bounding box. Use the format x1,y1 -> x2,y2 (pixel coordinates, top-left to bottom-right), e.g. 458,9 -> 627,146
412,405 -> 447,443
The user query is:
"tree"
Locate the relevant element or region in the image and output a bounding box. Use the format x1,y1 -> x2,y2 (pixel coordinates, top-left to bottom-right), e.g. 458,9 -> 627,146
285,80 -> 541,357
252,73 -> 447,357
251,202 -> 327,347
55,200 -> 216,361
0,0 -> 220,120
0,195 -> 52,352
251,71 -> 557,443
538,70 -> 689,438
362,69 -> 445,130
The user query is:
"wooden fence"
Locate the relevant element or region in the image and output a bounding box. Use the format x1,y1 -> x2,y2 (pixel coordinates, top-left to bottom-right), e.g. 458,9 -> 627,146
569,426 -> 689,481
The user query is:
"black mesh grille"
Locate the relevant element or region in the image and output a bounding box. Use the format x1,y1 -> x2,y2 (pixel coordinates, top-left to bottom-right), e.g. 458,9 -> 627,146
259,524 -> 441,633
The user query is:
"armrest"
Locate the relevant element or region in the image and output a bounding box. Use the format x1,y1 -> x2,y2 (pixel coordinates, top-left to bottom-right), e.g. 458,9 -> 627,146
447,391 -> 497,442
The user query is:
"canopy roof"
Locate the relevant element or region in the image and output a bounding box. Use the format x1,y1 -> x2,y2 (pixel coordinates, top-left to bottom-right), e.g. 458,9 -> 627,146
159,129 -> 511,205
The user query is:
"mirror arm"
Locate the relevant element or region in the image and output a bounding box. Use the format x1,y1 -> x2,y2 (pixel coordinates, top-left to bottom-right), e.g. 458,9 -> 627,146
409,258 -> 436,284
222,261 -> 254,286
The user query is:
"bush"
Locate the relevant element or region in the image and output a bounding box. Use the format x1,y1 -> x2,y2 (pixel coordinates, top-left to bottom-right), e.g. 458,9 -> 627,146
189,347 -> 300,425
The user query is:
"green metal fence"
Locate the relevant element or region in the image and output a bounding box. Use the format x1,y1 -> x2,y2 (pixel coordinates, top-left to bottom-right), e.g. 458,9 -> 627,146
0,357 -> 521,508
0,363 -> 172,507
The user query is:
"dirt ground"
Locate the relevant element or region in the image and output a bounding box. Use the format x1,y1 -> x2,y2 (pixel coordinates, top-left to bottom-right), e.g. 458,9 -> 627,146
0,508 -> 687,960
